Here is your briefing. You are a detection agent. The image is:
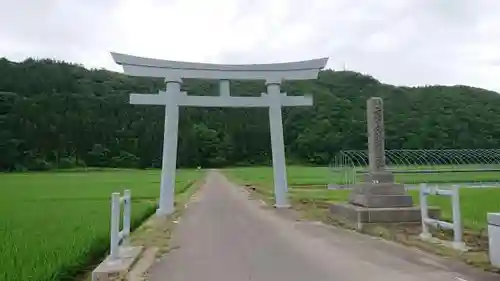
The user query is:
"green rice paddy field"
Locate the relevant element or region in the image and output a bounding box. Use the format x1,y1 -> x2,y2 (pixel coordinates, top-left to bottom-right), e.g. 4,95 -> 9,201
0,169 -> 203,281
224,166 -> 500,231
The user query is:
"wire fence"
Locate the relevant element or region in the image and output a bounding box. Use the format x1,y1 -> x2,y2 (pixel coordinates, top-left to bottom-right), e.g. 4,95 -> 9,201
329,149 -> 500,186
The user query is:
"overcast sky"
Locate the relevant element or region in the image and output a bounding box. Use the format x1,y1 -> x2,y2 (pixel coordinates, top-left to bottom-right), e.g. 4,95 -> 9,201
1,0 -> 500,92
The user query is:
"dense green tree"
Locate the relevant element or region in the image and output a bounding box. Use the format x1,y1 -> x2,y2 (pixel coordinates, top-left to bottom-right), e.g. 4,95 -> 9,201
1,58 -> 500,171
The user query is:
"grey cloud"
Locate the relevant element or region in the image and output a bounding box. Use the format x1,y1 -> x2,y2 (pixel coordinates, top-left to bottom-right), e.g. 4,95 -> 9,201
218,0 -> 500,90
1,0 -> 500,91
0,0 -> 118,61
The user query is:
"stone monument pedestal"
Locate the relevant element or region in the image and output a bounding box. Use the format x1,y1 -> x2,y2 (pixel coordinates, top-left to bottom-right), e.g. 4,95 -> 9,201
329,203 -> 438,225
329,182 -> 440,229
349,182 -> 412,207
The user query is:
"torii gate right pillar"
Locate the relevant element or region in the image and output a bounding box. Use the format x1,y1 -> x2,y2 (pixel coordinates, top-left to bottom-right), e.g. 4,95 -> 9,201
267,79 -> 289,207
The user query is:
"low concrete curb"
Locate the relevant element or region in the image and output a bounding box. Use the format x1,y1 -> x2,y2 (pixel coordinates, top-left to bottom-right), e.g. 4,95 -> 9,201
92,246 -> 143,281
128,247 -> 159,281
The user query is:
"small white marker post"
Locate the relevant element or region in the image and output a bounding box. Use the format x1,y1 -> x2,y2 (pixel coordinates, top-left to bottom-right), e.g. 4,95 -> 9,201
109,192 -> 120,260
111,52 -> 328,215
122,190 -> 131,240
109,190 -> 132,260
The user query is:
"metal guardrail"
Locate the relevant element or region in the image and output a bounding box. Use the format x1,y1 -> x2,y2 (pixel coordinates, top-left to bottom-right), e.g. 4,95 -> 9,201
419,184 -> 466,251
110,190 -> 131,260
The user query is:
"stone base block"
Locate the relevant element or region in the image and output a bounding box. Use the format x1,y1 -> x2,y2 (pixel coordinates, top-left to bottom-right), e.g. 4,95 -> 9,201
329,203 -> 440,230
351,183 -> 407,195
348,182 -> 414,208
349,193 -> 414,208
363,171 -> 395,183
92,246 -> 143,281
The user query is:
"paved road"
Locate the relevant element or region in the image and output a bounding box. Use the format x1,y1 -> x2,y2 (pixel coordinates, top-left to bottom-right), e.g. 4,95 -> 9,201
148,171 -> 497,281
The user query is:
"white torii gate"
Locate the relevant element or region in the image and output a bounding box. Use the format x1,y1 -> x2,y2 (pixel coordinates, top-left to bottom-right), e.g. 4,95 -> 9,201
111,52 -> 328,216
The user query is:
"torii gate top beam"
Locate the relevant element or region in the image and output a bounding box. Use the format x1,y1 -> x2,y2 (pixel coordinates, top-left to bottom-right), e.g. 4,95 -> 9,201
111,52 -> 328,81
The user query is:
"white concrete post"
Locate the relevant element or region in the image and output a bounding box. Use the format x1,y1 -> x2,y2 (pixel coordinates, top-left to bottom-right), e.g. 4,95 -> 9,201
451,185 -> 464,249
488,213 -> 500,267
157,78 -> 181,216
266,79 -> 289,207
123,189 -> 131,239
419,183 -> 431,239
110,192 -> 120,260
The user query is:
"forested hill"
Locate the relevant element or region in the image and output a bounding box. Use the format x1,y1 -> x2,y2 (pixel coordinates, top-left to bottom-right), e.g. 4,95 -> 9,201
2,57 -> 500,171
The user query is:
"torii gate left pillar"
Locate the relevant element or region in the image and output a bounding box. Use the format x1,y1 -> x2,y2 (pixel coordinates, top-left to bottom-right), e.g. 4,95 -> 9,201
111,52 -> 328,216
158,78 -> 181,215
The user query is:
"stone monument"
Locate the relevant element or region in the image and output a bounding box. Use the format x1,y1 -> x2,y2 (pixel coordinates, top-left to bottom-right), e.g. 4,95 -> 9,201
349,97 -> 413,208
329,97 -> 439,229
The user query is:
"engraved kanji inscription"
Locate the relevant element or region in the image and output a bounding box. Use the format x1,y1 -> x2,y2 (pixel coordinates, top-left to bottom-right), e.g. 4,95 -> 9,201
367,97 -> 386,172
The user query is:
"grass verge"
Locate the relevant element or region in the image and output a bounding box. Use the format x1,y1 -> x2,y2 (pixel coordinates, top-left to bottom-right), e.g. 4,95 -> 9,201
128,174 -> 204,254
